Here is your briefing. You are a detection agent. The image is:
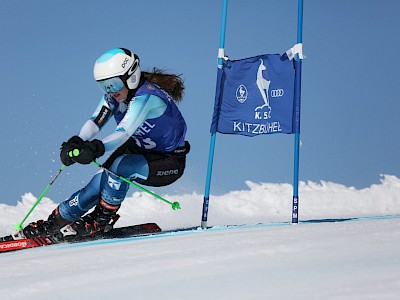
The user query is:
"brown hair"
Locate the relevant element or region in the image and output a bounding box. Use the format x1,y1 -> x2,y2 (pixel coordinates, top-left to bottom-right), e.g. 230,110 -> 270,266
141,68 -> 185,102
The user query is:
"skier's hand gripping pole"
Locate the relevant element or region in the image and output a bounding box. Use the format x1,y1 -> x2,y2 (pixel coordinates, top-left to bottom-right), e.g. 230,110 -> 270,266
69,149 -> 181,210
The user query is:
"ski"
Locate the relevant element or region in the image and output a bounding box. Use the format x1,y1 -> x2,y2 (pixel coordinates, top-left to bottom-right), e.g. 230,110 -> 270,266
0,236 -> 57,252
0,223 -> 161,253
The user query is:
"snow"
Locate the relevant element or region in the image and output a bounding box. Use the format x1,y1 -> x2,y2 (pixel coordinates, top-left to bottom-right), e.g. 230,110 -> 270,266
1,174 -> 400,299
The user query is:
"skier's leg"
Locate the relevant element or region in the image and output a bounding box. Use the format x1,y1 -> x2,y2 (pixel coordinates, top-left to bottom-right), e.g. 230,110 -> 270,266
58,170 -> 104,221
103,154 -> 149,205
70,154 -> 149,236
73,149 -> 187,236
23,171 -> 104,238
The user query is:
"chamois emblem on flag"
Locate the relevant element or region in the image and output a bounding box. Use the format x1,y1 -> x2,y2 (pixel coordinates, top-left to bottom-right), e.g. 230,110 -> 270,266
255,59 -> 271,111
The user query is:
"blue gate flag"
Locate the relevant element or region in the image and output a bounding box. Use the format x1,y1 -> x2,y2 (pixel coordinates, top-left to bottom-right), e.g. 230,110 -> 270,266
210,54 -> 295,136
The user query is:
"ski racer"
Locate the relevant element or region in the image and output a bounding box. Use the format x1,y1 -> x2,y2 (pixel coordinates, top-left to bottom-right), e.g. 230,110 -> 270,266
22,48 -> 190,239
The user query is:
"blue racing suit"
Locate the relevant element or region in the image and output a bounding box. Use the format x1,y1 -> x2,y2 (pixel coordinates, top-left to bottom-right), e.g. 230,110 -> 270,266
58,81 -> 187,221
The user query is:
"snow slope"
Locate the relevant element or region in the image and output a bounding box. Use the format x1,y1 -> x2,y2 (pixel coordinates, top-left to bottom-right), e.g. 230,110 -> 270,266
1,175 -> 400,299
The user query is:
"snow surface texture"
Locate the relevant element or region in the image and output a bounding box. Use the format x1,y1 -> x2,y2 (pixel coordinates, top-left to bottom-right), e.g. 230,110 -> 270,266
1,174 -> 400,300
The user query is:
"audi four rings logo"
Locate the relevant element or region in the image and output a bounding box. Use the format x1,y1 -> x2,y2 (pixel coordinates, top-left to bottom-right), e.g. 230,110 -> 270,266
270,89 -> 284,98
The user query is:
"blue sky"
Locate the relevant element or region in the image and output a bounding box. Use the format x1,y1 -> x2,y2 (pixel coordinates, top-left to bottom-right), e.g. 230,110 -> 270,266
0,0 -> 399,206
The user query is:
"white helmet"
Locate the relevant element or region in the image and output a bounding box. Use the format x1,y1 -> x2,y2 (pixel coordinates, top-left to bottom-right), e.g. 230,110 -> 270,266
93,48 -> 141,93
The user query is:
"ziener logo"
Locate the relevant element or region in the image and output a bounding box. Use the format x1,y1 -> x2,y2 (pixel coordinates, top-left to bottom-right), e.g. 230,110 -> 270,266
157,169 -> 179,176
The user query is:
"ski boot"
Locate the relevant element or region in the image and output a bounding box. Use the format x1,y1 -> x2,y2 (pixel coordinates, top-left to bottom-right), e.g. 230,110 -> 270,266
21,207 -> 71,239
61,199 -> 120,238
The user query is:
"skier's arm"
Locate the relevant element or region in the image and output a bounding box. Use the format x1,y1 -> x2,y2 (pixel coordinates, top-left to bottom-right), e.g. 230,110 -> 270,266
78,96 -> 113,141
101,94 -> 167,152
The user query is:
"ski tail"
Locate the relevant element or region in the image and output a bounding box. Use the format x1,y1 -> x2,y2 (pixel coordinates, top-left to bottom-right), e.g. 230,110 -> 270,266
0,223 -> 162,253
0,236 -> 56,253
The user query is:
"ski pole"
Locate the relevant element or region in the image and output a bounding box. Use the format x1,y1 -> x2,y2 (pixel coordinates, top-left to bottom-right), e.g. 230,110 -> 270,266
15,165 -> 66,230
91,161 -> 181,210
68,149 -> 181,210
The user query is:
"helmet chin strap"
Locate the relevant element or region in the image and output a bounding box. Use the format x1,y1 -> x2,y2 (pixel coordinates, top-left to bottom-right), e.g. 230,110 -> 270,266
125,88 -> 136,104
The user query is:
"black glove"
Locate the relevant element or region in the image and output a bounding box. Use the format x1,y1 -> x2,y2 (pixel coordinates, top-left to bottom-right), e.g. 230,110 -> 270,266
60,136 -> 85,166
72,139 -> 105,165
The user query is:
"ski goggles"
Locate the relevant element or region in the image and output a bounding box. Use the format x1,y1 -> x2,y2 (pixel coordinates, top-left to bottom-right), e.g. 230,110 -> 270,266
96,77 -> 125,94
